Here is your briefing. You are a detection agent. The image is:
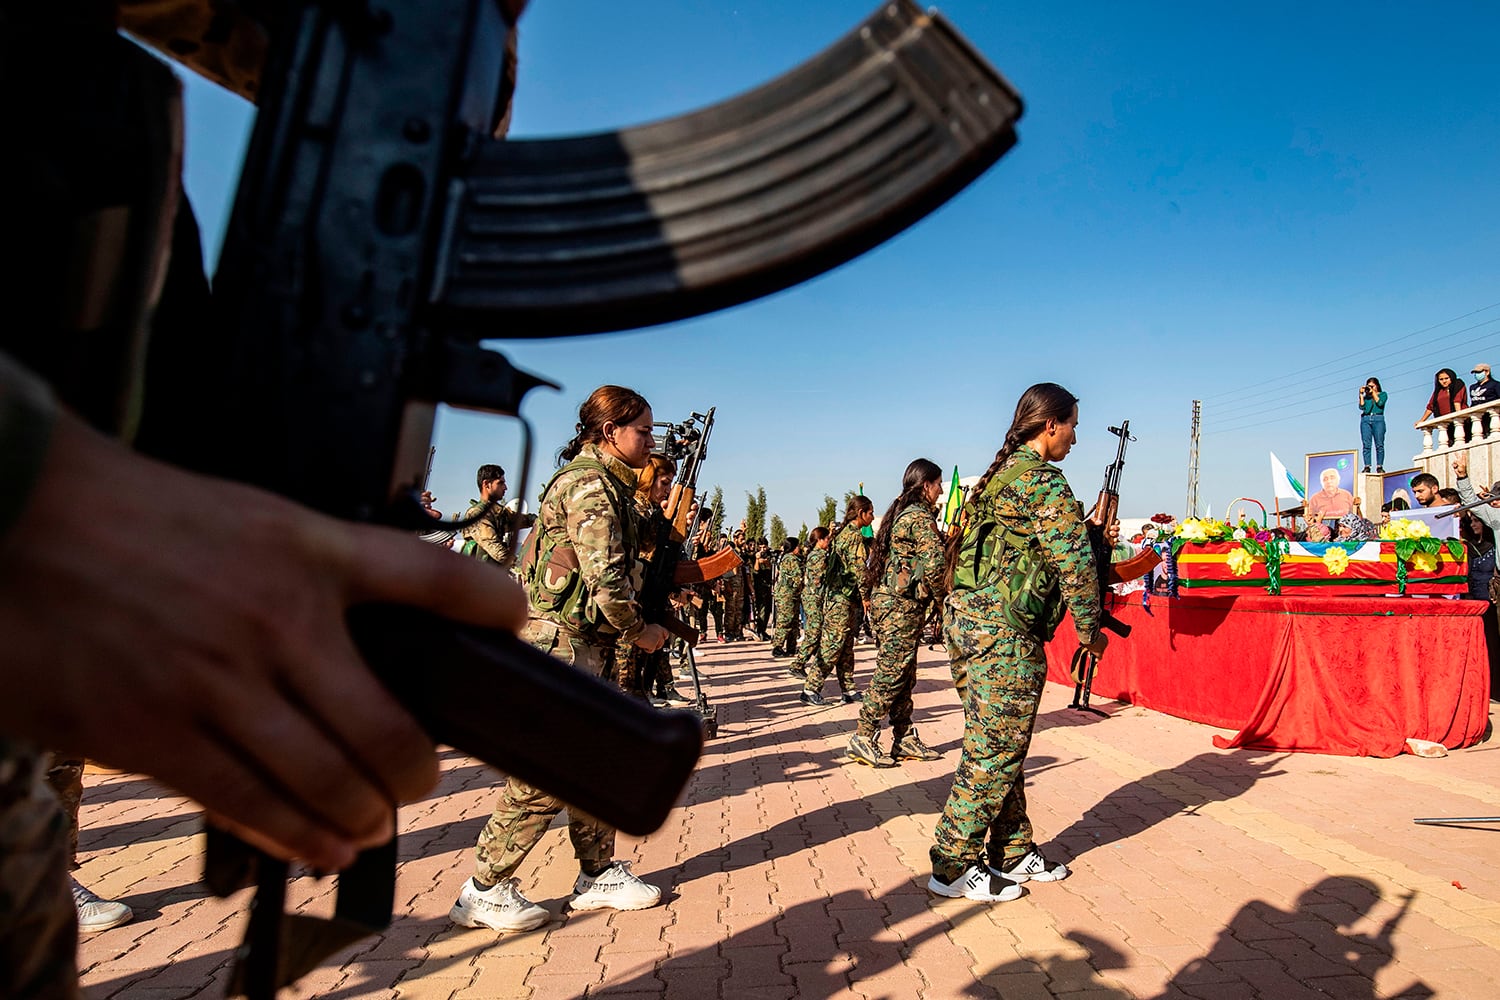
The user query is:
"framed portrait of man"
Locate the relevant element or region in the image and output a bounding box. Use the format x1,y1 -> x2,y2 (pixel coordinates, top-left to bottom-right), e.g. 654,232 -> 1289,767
1304,450 -> 1358,522
1382,468 -> 1420,510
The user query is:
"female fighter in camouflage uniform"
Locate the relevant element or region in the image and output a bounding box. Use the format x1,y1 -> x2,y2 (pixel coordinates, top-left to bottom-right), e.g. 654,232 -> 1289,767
847,459 -> 946,767
452,386 -> 669,932
928,383 -> 1105,903
771,537 -> 804,657
788,526 -> 830,679
804,496 -> 875,706
619,454 -> 691,703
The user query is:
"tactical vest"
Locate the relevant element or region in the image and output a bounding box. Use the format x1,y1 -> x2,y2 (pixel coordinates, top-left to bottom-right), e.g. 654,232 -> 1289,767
518,457 -> 637,635
951,460 -> 1065,641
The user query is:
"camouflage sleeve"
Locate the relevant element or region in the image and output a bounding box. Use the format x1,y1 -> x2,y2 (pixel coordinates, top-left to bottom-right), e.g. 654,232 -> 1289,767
908,509 -> 948,602
462,503 -> 509,563
805,551 -> 826,593
1017,466 -> 1100,643
563,473 -> 645,644
788,555 -> 804,599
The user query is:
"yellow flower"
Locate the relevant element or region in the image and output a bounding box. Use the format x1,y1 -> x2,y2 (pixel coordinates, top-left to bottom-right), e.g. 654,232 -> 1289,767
1380,518 -> 1432,541
1226,548 -> 1256,576
1177,519 -> 1209,542
1411,550 -> 1438,574
1323,548 -> 1350,575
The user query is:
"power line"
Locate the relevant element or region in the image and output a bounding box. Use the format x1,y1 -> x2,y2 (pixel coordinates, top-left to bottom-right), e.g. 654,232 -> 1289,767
1206,318 -> 1500,419
1200,301 -> 1500,404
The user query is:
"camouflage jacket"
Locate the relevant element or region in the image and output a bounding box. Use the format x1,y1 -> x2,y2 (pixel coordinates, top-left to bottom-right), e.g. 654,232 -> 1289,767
824,522 -> 869,602
527,444 -> 645,644
460,497 -> 534,565
774,551 -> 804,603
952,444 -> 1100,643
874,499 -> 946,604
802,547 -> 829,610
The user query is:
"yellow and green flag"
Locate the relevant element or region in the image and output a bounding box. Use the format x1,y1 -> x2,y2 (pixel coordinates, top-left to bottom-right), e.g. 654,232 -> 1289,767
941,466 -> 963,527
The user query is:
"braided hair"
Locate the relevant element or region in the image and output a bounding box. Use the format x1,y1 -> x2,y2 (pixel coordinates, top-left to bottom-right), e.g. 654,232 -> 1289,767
943,382 -> 1079,586
864,458 -> 942,593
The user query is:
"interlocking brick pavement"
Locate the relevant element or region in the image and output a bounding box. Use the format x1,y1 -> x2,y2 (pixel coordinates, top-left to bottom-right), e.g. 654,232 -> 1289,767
75,634 -> 1500,998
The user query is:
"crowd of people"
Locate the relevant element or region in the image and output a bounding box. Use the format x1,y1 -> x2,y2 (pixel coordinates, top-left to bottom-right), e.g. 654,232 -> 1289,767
426,381 -> 1115,924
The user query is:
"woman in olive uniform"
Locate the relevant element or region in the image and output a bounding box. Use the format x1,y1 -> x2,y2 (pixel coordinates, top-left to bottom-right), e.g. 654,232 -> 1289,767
804,496 -> 875,706
451,386 -> 669,932
788,526 -> 830,679
847,459 -> 947,767
928,383 -> 1105,903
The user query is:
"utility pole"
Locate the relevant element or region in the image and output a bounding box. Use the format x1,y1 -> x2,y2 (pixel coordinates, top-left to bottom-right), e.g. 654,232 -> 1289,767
1186,400 -> 1201,518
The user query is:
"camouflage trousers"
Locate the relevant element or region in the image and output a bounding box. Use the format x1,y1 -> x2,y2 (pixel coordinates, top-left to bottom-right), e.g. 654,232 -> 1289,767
807,593 -> 859,695
772,585 -> 801,653
930,609 -> 1047,882
856,595 -> 926,740
473,618 -> 615,882
0,741 -> 78,1000
795,593 -> 825,670
722,575 -> 745,638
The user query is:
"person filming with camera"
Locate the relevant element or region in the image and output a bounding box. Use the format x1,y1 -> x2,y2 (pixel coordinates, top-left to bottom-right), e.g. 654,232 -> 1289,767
1358,377 -> 1388,473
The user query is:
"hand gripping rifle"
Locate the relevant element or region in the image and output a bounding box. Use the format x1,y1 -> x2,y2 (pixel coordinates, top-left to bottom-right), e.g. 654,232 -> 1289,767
644,409 -> 733,735
1070,421 -> 1160,715
120,1 -> 1022,994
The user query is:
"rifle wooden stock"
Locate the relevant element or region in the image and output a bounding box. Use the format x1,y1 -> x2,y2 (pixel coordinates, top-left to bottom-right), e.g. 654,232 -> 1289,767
675,546 -> 743,586
1109,548 -> 1162,586
660,615 -> 700,649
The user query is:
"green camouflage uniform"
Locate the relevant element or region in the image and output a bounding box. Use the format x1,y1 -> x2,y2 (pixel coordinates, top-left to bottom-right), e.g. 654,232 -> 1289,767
794,547 -> 829,671
772,550 -> 804,653
474,445 -> 645,883
931,445 -> 1100,883
460,497 -> 531,567
857,500 -> 946,742
807,523 -> 868,696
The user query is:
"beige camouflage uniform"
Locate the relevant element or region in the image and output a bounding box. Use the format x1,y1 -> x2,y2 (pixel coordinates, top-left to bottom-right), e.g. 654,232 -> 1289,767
931,445 -> 1100,883
460,498 -> 532,567
473,445 -> 645,883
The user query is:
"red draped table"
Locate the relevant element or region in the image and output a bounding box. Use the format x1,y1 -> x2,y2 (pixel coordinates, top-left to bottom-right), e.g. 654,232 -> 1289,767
1043,592 -> 1491,757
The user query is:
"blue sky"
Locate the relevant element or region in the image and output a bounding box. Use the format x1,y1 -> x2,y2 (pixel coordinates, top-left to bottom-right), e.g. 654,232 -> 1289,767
173,0 -> 1500,530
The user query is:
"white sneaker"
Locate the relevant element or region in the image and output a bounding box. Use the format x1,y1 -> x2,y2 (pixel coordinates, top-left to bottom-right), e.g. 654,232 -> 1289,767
449,877 -> 549,932
927,864 -> 1024,902
71,879 -> 133,933
991,849 -> 1070,883
571,861 -> 662,911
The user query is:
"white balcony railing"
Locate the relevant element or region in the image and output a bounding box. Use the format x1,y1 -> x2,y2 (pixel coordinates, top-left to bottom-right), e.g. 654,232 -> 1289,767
1413,397 -> 1500,490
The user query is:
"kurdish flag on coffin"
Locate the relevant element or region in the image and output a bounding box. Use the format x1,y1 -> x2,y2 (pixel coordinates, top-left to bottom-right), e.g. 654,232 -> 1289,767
1270,452 -> 1304,501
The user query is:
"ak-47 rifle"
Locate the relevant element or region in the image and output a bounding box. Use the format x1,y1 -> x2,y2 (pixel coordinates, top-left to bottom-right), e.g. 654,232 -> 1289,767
87,1 -> 1023,995
642,410 -> 733,735
1070,421 -> 1160,715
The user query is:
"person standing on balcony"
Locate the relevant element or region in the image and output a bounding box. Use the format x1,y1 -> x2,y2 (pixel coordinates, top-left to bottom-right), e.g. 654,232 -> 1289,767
1358,377 -> 1388,473
1417,368 -> 1467,446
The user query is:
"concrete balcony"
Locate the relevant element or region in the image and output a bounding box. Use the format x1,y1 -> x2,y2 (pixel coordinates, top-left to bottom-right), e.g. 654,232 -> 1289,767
1414,398 -> 1500,489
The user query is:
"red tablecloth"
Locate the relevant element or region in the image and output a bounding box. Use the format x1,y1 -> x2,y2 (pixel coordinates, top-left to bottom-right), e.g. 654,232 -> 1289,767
1043,592 -> 1491,757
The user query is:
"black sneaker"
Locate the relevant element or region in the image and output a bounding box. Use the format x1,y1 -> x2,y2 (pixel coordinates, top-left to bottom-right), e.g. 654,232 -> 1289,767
1362,465 -> 1371,473
771,646 -> 787,658
1376,466 -> 1384,473
840,690 -> 860,705
799,690 -> 827,707
786,664 -> 806,679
